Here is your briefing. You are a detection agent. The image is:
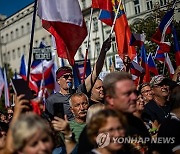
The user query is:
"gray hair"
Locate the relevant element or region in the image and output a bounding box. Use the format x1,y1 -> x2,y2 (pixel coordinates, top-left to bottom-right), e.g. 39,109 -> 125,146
86,103 -> 105,123
11,113 -> 52,151
69,92 -> 89,107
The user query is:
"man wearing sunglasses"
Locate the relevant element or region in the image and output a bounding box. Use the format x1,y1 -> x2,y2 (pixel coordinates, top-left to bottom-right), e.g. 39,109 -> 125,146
142,75 -> 171,125
45,37 -> 111,120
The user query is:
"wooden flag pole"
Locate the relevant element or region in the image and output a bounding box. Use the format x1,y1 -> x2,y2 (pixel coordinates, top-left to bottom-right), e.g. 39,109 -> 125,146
27,0 -> 38,84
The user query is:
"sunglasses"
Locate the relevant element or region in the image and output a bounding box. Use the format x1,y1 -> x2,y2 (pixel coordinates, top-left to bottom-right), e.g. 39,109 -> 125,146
62,74 -> 73,80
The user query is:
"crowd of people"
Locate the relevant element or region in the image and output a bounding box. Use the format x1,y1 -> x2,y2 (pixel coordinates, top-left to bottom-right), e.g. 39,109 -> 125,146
0,37 -> 180,154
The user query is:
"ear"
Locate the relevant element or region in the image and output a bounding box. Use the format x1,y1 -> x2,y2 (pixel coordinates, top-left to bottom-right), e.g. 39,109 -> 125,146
105,95 -> 114,107
70,107 -> 75,115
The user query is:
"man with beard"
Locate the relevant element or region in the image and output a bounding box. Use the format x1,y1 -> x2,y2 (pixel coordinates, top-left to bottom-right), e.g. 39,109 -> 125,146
143,75 -> 171,124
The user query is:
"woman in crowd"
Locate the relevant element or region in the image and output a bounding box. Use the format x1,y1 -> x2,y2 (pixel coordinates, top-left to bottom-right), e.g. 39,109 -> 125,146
86,109 -> 126,154
1,95 -> 54,154
11,113 -> 53,154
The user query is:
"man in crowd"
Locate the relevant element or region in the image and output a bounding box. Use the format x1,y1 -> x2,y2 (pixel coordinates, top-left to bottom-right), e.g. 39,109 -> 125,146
69,92 -> 89,142
143,75 -> 171,124
89,78 -> 104,106
45,37 -> 111,120
103,71 -> 150,153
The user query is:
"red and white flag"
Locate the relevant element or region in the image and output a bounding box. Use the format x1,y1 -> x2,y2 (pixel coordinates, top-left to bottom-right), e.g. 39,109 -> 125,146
38,0 -> 87,65
165,53 -> 175,77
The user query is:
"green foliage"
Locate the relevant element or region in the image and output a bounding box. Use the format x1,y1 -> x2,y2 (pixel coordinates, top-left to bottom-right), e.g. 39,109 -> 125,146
130,2 -> 180,75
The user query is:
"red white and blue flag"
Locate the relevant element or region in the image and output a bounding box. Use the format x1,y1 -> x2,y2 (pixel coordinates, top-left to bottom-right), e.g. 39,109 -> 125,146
3,68 -> 10,107
152,2 -> 176,44
19,55 -> 27,80
147,53 -> 158,75
92,0 -> 136,60
140,45 -> 150,82
130,33 -> 146,47
38,0 -> 87,65
172,26 -> 180,66
0,67 -> 4,98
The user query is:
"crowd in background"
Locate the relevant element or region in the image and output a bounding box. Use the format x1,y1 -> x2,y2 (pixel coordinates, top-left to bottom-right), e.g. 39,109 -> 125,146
0,37 -> 180,154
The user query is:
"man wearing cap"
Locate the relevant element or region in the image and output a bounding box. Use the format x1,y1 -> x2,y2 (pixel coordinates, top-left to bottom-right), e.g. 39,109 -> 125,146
142,75 -> 171,124
45,37 -> 111,120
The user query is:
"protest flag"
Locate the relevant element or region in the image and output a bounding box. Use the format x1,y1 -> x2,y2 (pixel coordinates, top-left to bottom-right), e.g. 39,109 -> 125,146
38,0 -> 87,65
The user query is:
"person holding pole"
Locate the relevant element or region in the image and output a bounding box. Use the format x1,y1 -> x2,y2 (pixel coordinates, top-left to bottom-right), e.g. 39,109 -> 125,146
45,36 -> 111,120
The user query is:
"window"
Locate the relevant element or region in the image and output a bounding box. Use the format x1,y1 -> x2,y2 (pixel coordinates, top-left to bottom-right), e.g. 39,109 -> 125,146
78,47 -> 84,59
93,17 -> 98,32
160,0 -> 167,6
35,40 -> 38,47
6,34 -> 9,43
134,0 -> 140,14
17,47 -> 21,58
146,0 -> 153,10
8,51 -> 10,61
12,49 -> 16,59
1,36 -> 4,44
16,28 -> 19,38
23,45 -> 26,55
27,22 -> 30,33
95,41 -> 100,56
81,0 -> 86,9
21,25 -> 24,35
11,31 -> 14,40
3,53 -> 6,61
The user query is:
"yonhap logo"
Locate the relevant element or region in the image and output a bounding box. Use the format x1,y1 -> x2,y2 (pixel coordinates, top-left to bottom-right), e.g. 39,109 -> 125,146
96,132 -> 110,148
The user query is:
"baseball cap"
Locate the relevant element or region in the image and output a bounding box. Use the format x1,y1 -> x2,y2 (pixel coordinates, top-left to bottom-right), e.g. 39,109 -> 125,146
150,75 -> 166,87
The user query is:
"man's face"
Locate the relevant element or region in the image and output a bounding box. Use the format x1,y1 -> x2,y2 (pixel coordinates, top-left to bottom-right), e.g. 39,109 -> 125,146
106,79 -> 137,113
152,83 -> 169,98
91,80 -> 104,102
70,95 -> 89,120
57,73 -> 73,90
141,85 -> 153,103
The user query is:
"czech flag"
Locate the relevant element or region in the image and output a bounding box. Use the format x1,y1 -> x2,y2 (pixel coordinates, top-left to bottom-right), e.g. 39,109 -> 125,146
172,26 -> 180,66
147,53 -> 158,75
140,45 -> 150,82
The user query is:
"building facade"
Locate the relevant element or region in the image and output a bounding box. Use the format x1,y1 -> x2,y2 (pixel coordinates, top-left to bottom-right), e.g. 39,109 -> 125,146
0,0 -> 179,72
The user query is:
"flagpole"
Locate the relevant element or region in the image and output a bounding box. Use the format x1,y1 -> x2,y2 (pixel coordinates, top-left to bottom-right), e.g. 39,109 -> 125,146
27,0 -> 38,84
110,0 -> 122,35
82,8 -> 93,82
163,53 -> 167,75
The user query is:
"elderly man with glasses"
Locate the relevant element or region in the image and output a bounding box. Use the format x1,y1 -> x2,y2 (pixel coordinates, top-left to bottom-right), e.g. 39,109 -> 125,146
45,37 -> 111,120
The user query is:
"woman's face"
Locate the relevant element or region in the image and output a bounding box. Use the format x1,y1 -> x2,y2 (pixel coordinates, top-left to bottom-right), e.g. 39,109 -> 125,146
19,129 -> 53,154
98,116 -> 125,151
136,94 -> 145,111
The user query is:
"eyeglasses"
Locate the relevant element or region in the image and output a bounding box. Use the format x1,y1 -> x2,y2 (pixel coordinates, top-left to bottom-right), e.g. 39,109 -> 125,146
62,74 -> 73,80
141,89 -> 152,94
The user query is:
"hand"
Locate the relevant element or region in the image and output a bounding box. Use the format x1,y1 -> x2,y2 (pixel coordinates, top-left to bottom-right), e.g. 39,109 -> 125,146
175,66 -> 180,74
101,35 -> 112,52
13,94 -> 30,117
51,115 -> 71,136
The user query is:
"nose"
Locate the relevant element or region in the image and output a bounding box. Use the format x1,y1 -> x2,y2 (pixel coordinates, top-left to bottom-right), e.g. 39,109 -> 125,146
38,141 -> 47,151
131,92 -> 137,101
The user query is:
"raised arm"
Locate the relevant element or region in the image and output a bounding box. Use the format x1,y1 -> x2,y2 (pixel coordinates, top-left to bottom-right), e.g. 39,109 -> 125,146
85,36 -> 111,92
